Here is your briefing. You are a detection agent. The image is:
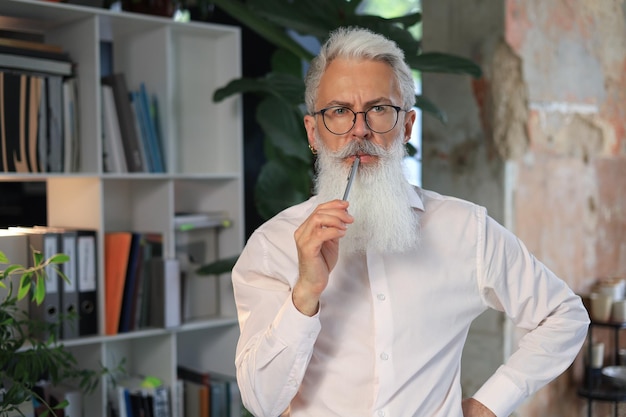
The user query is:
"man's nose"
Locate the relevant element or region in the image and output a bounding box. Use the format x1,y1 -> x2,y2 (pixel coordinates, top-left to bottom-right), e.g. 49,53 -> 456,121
351,111 -> 371,137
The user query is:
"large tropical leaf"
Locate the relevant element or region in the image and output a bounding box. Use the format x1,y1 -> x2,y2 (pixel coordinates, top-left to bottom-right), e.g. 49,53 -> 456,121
213,72 -> 305,105
255,159 -> 312,219
209,0 -> 315,61
415,95 -> 447,124
256,96 -> 311,163
408,52 -> 482,77
247,0 -> 363,40
195,255 -> 240,276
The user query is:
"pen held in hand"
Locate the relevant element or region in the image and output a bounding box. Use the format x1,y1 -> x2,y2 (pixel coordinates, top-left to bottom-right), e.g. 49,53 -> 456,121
342,156 -> 360,201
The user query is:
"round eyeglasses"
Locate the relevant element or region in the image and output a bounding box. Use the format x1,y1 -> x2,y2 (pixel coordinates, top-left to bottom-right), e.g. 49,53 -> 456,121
313,104 -> 406,135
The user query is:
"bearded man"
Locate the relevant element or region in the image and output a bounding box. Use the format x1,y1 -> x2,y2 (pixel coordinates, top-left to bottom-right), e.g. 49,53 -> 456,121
231,27 -> 589,417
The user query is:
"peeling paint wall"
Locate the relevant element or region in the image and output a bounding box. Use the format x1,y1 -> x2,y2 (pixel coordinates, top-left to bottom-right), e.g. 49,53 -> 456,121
423,0 -> 626,416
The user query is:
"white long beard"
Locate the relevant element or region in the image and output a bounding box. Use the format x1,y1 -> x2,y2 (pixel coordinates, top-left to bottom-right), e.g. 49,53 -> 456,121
314,136 -> 420,255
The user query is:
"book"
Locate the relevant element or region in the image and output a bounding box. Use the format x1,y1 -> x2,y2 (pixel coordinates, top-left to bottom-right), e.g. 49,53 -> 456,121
62,77 -> 79,172
101,73 -> 145,172
46,75 -> 65,173
182,380 -> 208,417
27,75 -> 43,173
174,211 -> 232,232
60,230 -> 79,339
129,90 -> 153,172
0,52 -> 73,76
0,37 -> 63,54
101,84 -> 128,173
148,257 -> 181,329
76,230 -> 98,336
177,366 -> 240,417
118,232 -> 143,333
134,233 -> 163,329
139,83 -> 164,172
0,71 -> 43,173
104,232 -> 132,335
0,43 -> 70,62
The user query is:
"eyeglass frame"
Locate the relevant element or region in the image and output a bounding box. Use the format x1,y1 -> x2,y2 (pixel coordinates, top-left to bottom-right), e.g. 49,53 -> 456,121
312,104 -> 407,135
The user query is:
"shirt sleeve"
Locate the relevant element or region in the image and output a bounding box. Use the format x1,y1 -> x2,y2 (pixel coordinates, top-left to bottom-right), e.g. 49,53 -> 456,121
472,213 -> 590,417
232,231 -> 322,417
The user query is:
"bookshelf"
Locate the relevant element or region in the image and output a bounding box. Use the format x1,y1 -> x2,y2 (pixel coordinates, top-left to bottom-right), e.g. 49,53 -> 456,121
0,1 -> 243,416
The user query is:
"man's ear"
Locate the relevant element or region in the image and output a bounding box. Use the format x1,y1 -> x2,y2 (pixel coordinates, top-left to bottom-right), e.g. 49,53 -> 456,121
403,109 -> 417,142
304,114 -> 317,148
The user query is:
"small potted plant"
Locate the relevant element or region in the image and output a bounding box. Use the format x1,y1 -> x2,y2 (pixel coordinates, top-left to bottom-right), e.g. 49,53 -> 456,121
0,248 -> 104,416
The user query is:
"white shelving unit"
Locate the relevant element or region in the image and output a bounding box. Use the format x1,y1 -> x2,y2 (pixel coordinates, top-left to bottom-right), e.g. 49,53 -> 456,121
0,1 -> 243,415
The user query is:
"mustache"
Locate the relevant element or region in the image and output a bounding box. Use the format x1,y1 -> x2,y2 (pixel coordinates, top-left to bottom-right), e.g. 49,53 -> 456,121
331,140 -> 387,159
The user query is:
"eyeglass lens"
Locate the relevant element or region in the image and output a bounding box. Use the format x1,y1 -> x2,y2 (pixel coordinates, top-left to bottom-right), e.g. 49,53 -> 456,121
322,105 -> 399,135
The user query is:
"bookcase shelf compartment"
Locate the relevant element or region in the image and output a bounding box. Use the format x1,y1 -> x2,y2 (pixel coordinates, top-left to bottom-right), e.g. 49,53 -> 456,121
0,1 -> 244,416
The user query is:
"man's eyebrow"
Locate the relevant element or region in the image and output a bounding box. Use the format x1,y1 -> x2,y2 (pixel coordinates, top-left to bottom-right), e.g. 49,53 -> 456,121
324,97 -> 392,109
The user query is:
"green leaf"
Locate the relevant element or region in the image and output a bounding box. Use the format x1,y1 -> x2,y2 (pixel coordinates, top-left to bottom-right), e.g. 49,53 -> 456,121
211,0 -> 315,61
195,255 -> 240,275
407,52 -> 482,78
256,96 -> 311,163
18,273 -> 31,300
0,250 -> 8,263
4,264 -> 23,277
34,275 -> 46,305
213,73 -> 305,106
271,48 -> 303,77
32,250 -> 43,266
255,159 -> 311,219
49,253 -> 70,264
415,95 -> 447,124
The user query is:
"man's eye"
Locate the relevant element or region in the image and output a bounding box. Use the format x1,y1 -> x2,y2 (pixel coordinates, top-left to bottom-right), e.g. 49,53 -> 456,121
369,105 -> 385,113
332,107 -> 350,116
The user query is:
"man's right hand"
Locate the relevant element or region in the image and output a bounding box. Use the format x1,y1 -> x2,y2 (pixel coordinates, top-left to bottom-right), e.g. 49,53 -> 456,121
292,199 -> 354,316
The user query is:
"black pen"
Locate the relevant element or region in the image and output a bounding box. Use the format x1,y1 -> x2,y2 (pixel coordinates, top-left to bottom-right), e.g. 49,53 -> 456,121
342,156 -> 360,201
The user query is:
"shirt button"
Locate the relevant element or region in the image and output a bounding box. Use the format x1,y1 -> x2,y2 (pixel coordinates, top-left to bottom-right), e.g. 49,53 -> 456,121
377,293 -> 386,301
377,410 -> 385,417
380,352 -> 389,361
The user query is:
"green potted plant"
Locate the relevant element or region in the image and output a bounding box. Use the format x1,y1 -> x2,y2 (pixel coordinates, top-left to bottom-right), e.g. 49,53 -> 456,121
196,0 -> 482,275
0,248 -> 104,416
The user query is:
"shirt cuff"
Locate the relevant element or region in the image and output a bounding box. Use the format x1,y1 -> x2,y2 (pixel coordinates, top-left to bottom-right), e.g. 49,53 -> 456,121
472,367 -> 527,417
270,295 -> 322,348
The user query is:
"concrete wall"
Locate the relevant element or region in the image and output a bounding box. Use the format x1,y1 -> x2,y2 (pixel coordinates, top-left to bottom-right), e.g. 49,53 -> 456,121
423,0 -> 626,416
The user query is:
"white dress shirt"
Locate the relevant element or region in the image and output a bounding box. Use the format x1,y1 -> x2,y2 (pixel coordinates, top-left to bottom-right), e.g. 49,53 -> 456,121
232,187 -> 589,417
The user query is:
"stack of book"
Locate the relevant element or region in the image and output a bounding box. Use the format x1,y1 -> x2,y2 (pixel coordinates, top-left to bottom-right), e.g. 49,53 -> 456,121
0,30 -> 79,173
176,366 -> 242,417
101,73 -> 165,174
104,231 -> 180,335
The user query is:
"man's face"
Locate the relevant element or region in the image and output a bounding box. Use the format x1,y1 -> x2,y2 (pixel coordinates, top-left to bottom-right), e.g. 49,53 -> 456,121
304,57 -> 416,167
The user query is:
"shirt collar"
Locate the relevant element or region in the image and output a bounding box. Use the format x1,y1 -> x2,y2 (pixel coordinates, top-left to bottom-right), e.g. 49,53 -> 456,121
408,185 -> 425,212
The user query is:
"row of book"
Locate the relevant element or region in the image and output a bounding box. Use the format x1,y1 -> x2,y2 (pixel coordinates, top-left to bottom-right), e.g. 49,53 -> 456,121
0,33 -> 79,173
104,231 -> 180,335
109,367 -> 243,417
0,226 -> 98,341
102,73 -> 166,173
105,210 -> 233,336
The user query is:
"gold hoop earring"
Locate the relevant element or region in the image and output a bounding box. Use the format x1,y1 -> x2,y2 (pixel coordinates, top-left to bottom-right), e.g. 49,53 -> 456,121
308,144 -> 318,155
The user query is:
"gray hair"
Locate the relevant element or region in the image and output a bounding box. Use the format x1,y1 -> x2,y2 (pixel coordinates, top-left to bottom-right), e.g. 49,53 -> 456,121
304,26 -> 416,113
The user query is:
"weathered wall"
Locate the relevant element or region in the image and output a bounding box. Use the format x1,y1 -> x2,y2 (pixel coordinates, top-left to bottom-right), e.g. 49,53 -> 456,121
423,0 -> 626,416
507,1 -> 626,416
